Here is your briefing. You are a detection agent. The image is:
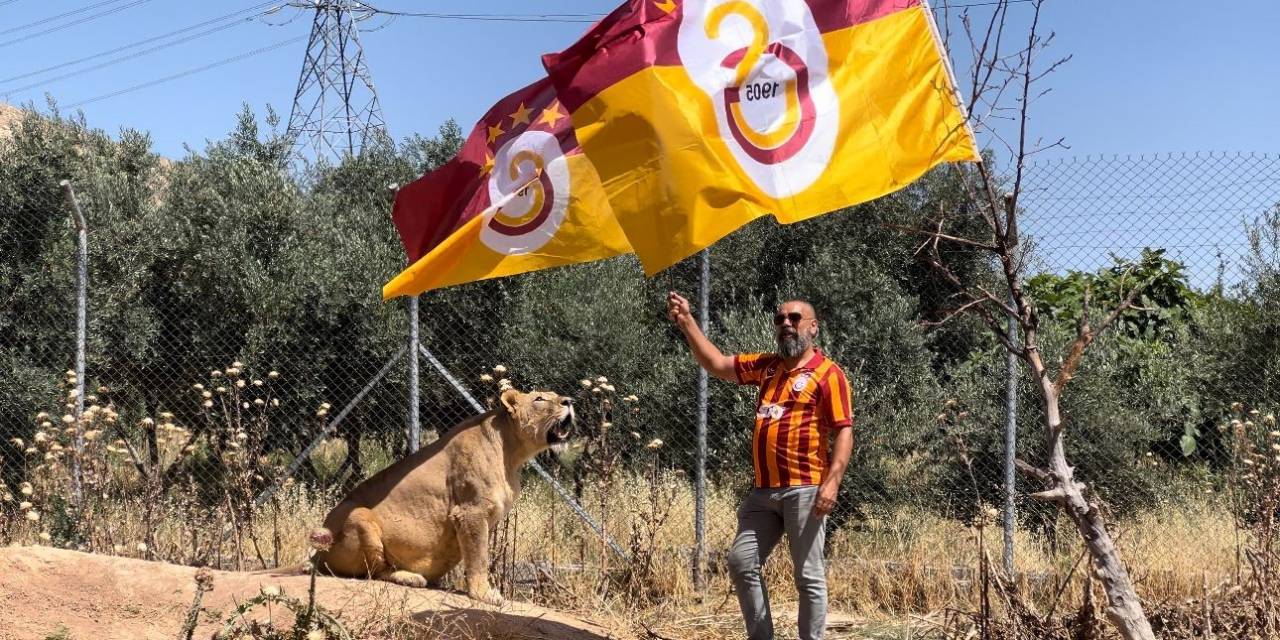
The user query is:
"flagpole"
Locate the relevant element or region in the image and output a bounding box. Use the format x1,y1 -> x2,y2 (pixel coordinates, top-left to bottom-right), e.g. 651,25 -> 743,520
694,248 -> 710,588
391,181 -> 422,454
408,294 -> 421,452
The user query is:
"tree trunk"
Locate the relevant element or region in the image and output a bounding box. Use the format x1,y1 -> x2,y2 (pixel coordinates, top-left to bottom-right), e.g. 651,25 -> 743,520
1032,365 -> 1155,640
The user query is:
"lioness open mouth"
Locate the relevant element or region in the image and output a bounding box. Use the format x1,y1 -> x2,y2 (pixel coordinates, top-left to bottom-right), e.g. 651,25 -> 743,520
547,412 -> 573,452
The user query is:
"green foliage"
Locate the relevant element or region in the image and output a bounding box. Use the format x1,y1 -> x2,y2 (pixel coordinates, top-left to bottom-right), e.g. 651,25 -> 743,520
1193,205 -> 1280,409
1023,248 -> 1213,460
0,105 -> 439,484
5,104 -> 1275,538
1026,248 -> 1198,341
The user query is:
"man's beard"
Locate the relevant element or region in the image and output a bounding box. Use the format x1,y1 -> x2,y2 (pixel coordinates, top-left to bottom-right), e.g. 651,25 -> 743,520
777,331 -> 811,359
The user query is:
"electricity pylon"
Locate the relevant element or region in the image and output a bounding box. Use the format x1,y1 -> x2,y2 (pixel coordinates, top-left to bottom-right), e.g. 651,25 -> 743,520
284,0 -> 387,164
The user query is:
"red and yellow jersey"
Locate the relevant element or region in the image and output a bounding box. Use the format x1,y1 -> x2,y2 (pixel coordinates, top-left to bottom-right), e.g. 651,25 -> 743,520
734,349 -> 853,488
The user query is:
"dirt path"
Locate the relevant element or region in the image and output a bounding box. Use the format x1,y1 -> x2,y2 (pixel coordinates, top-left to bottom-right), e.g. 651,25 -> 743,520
0,545 -> 623,640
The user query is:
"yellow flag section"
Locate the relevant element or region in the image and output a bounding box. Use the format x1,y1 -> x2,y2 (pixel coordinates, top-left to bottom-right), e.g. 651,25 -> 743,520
383,78 -> 631,298
543,0 -> 981,275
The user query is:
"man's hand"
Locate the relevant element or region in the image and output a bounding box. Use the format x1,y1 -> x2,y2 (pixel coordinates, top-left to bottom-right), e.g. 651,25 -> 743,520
666,291 -> 735,381
667,291 -> 693,325
815,428 -> 853,518
813,481 -> 839,517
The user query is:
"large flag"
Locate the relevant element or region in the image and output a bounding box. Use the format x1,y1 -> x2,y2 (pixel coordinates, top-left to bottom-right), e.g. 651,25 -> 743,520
383,77 -> 632,298
543,0 -> 981,275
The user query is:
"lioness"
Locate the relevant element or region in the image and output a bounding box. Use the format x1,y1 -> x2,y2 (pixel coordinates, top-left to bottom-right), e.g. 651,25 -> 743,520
311,388 -> 573,605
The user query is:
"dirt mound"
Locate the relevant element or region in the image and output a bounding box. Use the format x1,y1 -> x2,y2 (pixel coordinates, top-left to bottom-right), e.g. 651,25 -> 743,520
0,546 -> 620,640
0,103 -> 22,141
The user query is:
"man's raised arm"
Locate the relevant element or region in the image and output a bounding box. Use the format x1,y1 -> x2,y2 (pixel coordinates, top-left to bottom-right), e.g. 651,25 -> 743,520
667,291 -> 736,382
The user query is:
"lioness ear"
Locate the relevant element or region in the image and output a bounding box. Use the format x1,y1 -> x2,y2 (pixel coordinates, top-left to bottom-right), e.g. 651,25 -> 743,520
500,388 -> 521,414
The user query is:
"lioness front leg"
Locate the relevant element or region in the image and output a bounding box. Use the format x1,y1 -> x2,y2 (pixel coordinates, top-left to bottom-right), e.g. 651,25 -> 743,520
451,503 -> 503,606
375,568 -> 428,588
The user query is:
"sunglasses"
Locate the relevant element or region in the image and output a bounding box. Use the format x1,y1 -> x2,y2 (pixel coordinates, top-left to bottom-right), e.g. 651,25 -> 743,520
772,312 -> 811,326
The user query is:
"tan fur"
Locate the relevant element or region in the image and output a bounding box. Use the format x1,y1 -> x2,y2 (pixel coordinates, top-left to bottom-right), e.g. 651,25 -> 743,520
311,388 -> 573,605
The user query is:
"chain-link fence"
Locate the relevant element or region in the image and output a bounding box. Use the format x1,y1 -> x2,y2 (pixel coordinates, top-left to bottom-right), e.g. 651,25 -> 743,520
3,109 -> 1279,621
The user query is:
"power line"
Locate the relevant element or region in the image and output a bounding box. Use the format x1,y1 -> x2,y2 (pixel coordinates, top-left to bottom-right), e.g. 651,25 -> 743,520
357,0 -> 1034,23
1,10 -> 285,97
41,0 -> 1041,110
64,36 -> 305,108
2,18 -> 263,97
935,0 -> 1035,7
1,2 -> 280,85
0,0 -> 153,49
365,8 -> 599,23
1,0 -> 128,36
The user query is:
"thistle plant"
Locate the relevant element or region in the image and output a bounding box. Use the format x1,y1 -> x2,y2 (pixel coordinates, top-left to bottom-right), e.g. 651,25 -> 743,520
208,529 -> 350,640
623,435 -> 679,603
196,362 -> 291,569
0,364 -> 333,571
1222,403 -> 1280,587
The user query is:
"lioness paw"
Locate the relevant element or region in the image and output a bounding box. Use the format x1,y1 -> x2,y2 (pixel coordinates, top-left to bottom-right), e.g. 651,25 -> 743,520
470,587 -> 506,607
379,570 -> 428,589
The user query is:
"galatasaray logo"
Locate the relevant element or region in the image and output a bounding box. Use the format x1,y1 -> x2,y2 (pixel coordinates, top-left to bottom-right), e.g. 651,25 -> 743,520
757,403 -> 786,420
678,0 -> 838,198
481,129 -> 570,255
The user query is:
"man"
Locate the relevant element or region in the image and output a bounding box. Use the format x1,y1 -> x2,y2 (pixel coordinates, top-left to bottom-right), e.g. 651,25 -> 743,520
667,292 -> 853,640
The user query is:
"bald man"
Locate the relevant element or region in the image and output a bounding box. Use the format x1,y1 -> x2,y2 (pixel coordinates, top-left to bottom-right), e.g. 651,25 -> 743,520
667,293 -> 854,640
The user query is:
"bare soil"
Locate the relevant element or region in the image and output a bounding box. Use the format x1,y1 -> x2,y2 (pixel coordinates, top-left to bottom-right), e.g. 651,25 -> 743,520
0,545 -> 621,640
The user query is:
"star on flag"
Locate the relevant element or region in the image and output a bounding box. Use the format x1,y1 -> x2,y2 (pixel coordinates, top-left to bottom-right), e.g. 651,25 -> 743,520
483,99 -> 570,151
509,102 -> 533,126
485,123 -> 504,144
538,101 -> 567,128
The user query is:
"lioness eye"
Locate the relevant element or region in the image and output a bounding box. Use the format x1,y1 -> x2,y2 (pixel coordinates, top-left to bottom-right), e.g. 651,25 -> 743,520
534,396 -> 545,403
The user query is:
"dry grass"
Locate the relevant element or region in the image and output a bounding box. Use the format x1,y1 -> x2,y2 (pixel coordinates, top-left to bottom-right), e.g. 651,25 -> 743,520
0,368 -> 1251,637
473,476 -> 1240,638
0,455 -> 1246,638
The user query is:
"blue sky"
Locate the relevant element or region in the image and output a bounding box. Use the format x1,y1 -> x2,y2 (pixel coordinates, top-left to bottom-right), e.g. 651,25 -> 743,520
2,1 -> 1277,160
3,1 -> 1278,289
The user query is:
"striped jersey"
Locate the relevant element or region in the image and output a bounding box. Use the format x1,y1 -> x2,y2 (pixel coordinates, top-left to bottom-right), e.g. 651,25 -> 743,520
734,349 -> 853,488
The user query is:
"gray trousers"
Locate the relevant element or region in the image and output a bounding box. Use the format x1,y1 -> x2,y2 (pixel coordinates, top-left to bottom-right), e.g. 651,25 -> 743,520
727,486 -> 827,640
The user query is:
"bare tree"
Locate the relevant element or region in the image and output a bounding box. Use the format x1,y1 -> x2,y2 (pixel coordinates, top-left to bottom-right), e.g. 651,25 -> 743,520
897,1 -> 1157,638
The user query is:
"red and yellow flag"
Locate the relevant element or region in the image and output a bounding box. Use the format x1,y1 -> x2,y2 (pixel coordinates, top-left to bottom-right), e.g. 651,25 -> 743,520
383,77 -> 632,298
543,0 -> 981,275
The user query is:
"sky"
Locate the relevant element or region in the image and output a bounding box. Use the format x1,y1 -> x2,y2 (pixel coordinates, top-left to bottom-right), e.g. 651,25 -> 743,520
2,0 -> 1277,160
2,1 -> 1278,289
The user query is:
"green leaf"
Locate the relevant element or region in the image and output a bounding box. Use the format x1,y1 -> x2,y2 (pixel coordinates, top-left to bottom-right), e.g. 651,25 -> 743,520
1180,434 -> 1198,457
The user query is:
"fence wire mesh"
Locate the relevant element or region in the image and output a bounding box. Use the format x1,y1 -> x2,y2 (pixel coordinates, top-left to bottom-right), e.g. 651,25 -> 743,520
3,107 -> 1280,621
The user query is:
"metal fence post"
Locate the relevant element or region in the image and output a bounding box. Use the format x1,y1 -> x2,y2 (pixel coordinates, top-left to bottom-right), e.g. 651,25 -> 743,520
408,295 -> 421,452
694,249 -> 710,588
391,182 -> 422,454
60,179 -> 87,505
1002,193 -> 1019,577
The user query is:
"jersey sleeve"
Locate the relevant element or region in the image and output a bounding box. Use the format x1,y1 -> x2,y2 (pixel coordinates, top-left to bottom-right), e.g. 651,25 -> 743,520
733,353 -> 773,386
820,366 -> 854,429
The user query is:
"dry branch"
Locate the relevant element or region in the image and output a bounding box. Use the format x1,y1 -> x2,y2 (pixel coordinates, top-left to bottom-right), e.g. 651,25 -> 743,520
1054,278 -> 1147,394
903,1 -> 1158,637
